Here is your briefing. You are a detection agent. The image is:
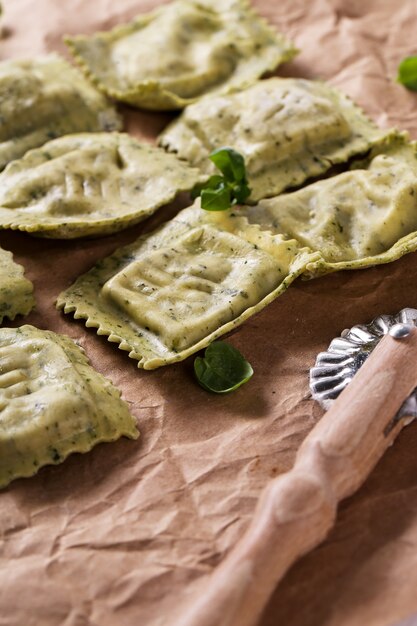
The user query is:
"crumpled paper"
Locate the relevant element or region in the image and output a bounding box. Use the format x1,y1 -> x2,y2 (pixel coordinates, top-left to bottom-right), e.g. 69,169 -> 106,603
1,1 -> 417,625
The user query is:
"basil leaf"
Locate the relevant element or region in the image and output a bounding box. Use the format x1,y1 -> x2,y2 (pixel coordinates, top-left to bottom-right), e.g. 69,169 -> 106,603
397,56 -> 417,91
209,147 -> 246,183
200,187 -> 231,211
193,147 -> 251,211
194,341 -> 253,393
191,174 -> 224,200
232,181 -> 252,204
191,175 -> 224,200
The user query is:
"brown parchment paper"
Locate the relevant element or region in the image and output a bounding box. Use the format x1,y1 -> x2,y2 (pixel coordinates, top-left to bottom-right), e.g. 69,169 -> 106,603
1,1 -> 417,625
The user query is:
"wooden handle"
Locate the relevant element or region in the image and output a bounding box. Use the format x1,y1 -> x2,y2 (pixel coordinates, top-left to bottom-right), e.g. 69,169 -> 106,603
176,327 -> 417,626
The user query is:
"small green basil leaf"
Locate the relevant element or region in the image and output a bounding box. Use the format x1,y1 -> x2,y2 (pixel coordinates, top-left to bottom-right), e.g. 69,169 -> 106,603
231,181 -> 252,204
204,174 -> 226,189
194,341 -> 253,393
191,175 -> 225,200
194,147 -> 251,211
200,187 -> 231,211
209,147 -> 246,182
397,56 -> 417,91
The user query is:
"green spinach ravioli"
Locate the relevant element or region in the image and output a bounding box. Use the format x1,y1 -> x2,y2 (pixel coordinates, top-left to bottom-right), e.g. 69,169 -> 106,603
65,0 -> 297,110
0,325 -> 138,488
58,136 -> 417,369
159,77 -> 394,201
237,136 -> 417,276
0,54 -> 121,172
57,202 -> 319,369
0,247 -> 34,323
0,132 -> 203,238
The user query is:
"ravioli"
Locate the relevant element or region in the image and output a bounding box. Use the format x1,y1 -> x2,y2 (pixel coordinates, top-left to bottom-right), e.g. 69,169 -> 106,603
159,77 -> 393,201
57,203 -> 319,369
0,325 -> 138,488
57,137 -> 417,368
0,132 -> 203,238
65,0 -> 297,111
0,248 -> 34,323
0,55 -> 121,172
236,136 -> 417,275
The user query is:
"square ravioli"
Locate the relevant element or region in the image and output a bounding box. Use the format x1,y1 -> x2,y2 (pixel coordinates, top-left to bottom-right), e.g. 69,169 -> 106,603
65,0 -> 297,111
58,137 -> 417,367
0,55 -> 121,171
0,133 -> 203,238
159,77 -> 394,201
57,204 -> 318,368
235,136 -> 417,275
0,247 -> 34,323
0,325 -> 138,488
102,226 -> 281,352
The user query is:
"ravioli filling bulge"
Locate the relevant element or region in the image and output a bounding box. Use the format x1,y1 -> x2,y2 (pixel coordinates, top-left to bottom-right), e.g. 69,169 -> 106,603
159,78 -> 393,200
58,204 -> 315,368
0,132 -> 202,237
66,0 -> 296,109
109,3 -> 233,95
242,141 -> 417,265
102,226 -> 281,352
219,84 -> 352,175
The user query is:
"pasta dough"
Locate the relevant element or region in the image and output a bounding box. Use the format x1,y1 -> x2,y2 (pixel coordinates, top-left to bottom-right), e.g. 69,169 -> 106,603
65,0 -> 296,110
0,55 -> 121,171
237,136 -> 417,275
159,77 -> 393,201
58,137 -> 417,369
0,247 -> 34,323
0,325 -> 139,488
57,202 -> 319,369
0,132 -> 203,238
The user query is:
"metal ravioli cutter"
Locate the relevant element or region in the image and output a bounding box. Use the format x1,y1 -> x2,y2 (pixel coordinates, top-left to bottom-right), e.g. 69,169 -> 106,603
310,307 -> 417,423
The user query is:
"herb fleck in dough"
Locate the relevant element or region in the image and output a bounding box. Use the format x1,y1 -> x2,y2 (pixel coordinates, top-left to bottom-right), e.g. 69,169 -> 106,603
0,54 -> 121,172
0,132 -> 203,238
0,325 -> 138,488
159,77 -> 394,201
0,247 -> 34,323
66,0 -> 297,110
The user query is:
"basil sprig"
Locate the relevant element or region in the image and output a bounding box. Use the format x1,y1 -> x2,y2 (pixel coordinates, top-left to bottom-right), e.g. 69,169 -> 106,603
397,56 -> 417,91
192,147 -> 251,211
194,341 -> 253,393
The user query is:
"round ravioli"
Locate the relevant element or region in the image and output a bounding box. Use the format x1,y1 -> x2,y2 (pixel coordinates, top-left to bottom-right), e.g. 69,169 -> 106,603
0,132 -> 203,238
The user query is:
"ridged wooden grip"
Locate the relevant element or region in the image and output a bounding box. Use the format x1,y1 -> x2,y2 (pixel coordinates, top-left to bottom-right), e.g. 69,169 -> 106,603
176,327 -> 417,626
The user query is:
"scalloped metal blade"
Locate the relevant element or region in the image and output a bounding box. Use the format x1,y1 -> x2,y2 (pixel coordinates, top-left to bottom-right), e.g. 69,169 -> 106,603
310,307 -> 417,423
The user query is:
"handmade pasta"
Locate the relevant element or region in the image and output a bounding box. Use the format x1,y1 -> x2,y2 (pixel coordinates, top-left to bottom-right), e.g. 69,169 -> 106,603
0,55 -> 121,171
57,203 -> 319,368
0,132 -> 202,238
0,247 -> 34,323
0,325 -> 139,488
66,0 -> 296,110
58,138 -> 417,368
159,77 -> 393,200
237,136 -> 417,275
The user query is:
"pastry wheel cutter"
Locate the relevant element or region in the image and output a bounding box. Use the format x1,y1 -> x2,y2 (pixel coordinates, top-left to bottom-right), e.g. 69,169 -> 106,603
174,308 -> 417,626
